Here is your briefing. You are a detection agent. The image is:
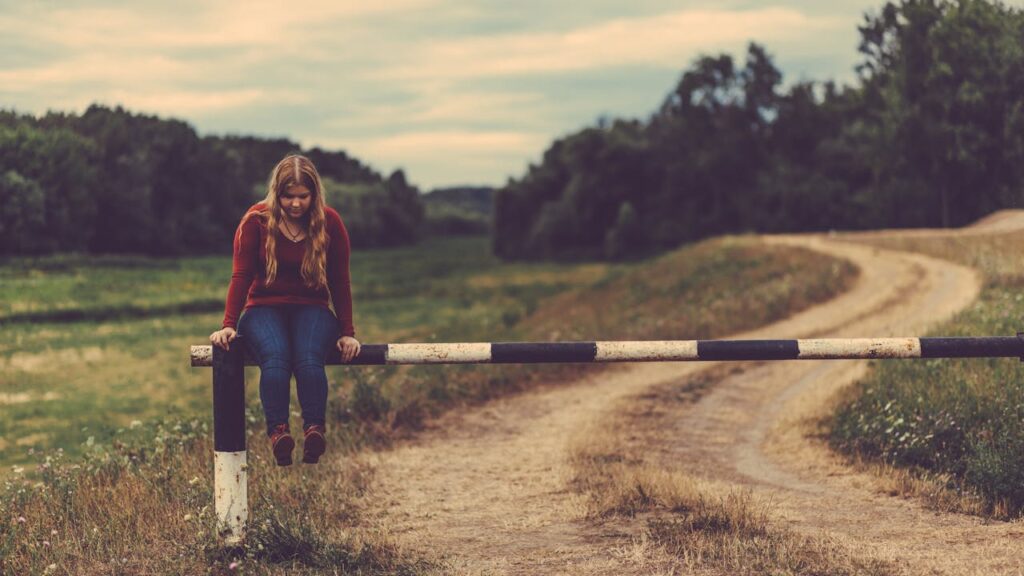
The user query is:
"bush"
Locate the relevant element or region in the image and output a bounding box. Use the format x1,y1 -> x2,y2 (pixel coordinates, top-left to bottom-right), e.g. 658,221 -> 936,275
829,286 -> 1024,515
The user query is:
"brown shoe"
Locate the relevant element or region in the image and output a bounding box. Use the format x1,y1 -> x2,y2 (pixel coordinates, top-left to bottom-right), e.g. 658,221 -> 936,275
303,425 -> 326,464
269,423 -> 294,466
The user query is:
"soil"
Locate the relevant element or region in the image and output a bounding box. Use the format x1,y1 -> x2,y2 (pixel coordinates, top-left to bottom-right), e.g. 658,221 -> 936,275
357,218 -> 1024,575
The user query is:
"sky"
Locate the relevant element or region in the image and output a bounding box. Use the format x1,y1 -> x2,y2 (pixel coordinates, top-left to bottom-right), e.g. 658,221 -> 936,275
1,1 -> 1006,190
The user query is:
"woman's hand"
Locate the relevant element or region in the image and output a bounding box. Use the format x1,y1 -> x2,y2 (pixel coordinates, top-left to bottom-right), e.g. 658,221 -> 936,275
337,336 -> 361,362
210,327 -> 237,351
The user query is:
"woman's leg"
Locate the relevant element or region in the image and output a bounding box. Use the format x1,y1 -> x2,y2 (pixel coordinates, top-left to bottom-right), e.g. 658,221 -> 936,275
288,305 -> 339,431
237,306 -> 293,435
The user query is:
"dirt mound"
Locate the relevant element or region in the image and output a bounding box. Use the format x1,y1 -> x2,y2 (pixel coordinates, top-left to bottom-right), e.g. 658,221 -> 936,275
964,209 -> 1024,232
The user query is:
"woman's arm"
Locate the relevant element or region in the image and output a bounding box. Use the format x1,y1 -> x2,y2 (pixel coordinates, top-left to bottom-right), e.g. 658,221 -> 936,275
221,216 -> 260,329
326,211 -> 356,338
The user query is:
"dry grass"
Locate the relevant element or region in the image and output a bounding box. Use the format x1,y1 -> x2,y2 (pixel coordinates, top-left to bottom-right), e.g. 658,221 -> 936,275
568,369 -> 905,576
520,235 -> 856,342
0,425 -> 432,576
840,228 -> 1024,287
838,455 -> 992,518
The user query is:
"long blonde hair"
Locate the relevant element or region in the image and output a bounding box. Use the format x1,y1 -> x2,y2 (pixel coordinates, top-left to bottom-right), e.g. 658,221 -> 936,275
241,154 -> 329,289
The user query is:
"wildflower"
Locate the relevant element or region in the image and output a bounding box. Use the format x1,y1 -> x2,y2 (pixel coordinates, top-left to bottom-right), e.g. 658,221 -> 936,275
130,420 -> 142,429
51,529 -> 58,536
45,564 -> 57,574
229,561 -> 239,570
183,514 -> 193,522
42,540 -> 50,547
12,466 -> 23,475
17,516 -> 26,524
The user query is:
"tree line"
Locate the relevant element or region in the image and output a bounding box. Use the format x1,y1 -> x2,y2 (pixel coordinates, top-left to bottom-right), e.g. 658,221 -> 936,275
494,0 -> 1024,260
0,105 -> 424,255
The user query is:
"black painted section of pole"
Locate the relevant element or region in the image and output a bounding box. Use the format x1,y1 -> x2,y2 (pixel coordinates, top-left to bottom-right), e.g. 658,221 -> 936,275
919,337 -> 1024,359
491,342 -> 598,363
698,339 -> 800,360
212,344 -> 246,453
326,344 -> 388,366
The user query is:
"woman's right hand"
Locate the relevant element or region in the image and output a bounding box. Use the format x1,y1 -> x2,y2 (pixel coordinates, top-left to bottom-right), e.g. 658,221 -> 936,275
210,327 -> 237,351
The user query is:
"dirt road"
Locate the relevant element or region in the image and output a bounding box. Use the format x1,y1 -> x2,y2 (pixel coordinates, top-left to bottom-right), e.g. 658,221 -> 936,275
361,227 -> 1024,575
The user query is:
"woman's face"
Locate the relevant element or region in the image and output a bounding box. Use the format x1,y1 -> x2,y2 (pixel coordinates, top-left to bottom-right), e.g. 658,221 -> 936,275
280,184 -> 313,220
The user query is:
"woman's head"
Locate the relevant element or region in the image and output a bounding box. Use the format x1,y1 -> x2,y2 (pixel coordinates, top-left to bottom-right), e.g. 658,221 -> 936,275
264,154 -> 326,222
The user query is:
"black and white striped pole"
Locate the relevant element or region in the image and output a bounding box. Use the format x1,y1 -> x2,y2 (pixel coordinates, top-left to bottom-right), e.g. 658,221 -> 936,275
192,335 -> 1024,544
210,344 -> 247,546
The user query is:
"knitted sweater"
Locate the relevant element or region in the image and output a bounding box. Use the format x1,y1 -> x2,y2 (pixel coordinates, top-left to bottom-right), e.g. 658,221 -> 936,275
221,203 -> 355,337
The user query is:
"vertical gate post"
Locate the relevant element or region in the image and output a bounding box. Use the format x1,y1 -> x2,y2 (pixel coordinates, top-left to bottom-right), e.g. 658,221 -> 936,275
212,344 -> 247,545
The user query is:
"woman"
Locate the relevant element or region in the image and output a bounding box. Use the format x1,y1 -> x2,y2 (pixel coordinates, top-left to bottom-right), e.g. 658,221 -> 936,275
210,154 -> 360,466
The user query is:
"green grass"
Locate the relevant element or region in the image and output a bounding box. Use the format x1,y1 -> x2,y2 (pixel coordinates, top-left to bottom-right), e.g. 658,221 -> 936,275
0,234 -> 856,574
0,254 -> 227,322
0,236 -> 608,469
829,232 -> 1024,517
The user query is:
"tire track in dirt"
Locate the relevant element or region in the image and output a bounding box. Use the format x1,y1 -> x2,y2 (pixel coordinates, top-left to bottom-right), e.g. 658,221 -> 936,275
359,230 -> 1023,575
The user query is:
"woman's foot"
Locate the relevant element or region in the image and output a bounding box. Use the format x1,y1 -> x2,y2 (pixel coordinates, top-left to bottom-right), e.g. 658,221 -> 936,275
303,424 -> 326,464
269,423 -> 294,466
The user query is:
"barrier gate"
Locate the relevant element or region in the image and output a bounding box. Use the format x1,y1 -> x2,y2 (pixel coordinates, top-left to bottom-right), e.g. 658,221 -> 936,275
190,334 -> 1024,545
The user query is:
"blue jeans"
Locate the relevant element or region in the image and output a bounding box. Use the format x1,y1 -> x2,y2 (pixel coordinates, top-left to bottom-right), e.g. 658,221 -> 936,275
237,305 -> 340,435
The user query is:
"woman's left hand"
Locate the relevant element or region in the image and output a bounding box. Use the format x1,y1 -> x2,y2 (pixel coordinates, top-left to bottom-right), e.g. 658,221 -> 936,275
337,336 -> 361,362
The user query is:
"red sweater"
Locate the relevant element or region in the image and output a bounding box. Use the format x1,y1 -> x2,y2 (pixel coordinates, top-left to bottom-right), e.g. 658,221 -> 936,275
221,203 -> 356,337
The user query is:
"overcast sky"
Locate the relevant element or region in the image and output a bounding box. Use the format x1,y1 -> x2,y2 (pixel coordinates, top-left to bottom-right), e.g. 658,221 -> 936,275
4,1 -> 1015,190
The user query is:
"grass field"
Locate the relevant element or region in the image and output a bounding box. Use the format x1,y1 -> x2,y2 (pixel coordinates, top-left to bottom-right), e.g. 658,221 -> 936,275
0,234 -> 855,574
0,236 -> 608,470
829,231 -> 1024,517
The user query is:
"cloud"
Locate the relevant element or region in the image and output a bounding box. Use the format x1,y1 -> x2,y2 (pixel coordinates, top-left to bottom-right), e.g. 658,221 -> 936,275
376,7 -> 844,80
0,53 -> 198,87
348,129 -> 543,156
331,88 -> 546,131
0,0 -> 439,115
314,129 -> 548,187
7,0 -> 439,51
100,88 -> 309,117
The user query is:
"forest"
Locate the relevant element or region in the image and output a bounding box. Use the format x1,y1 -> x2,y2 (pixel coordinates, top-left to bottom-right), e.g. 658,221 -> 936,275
494,0 -> 1024,260
0,106 -> 424,255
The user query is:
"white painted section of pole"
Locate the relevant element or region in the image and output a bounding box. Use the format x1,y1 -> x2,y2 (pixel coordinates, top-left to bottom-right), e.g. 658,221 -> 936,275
386,342 -> 492,364
214,451 -> 247,545
595,340 -> 699,361
191,345 -> 213,367
797,338 -> 921,359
